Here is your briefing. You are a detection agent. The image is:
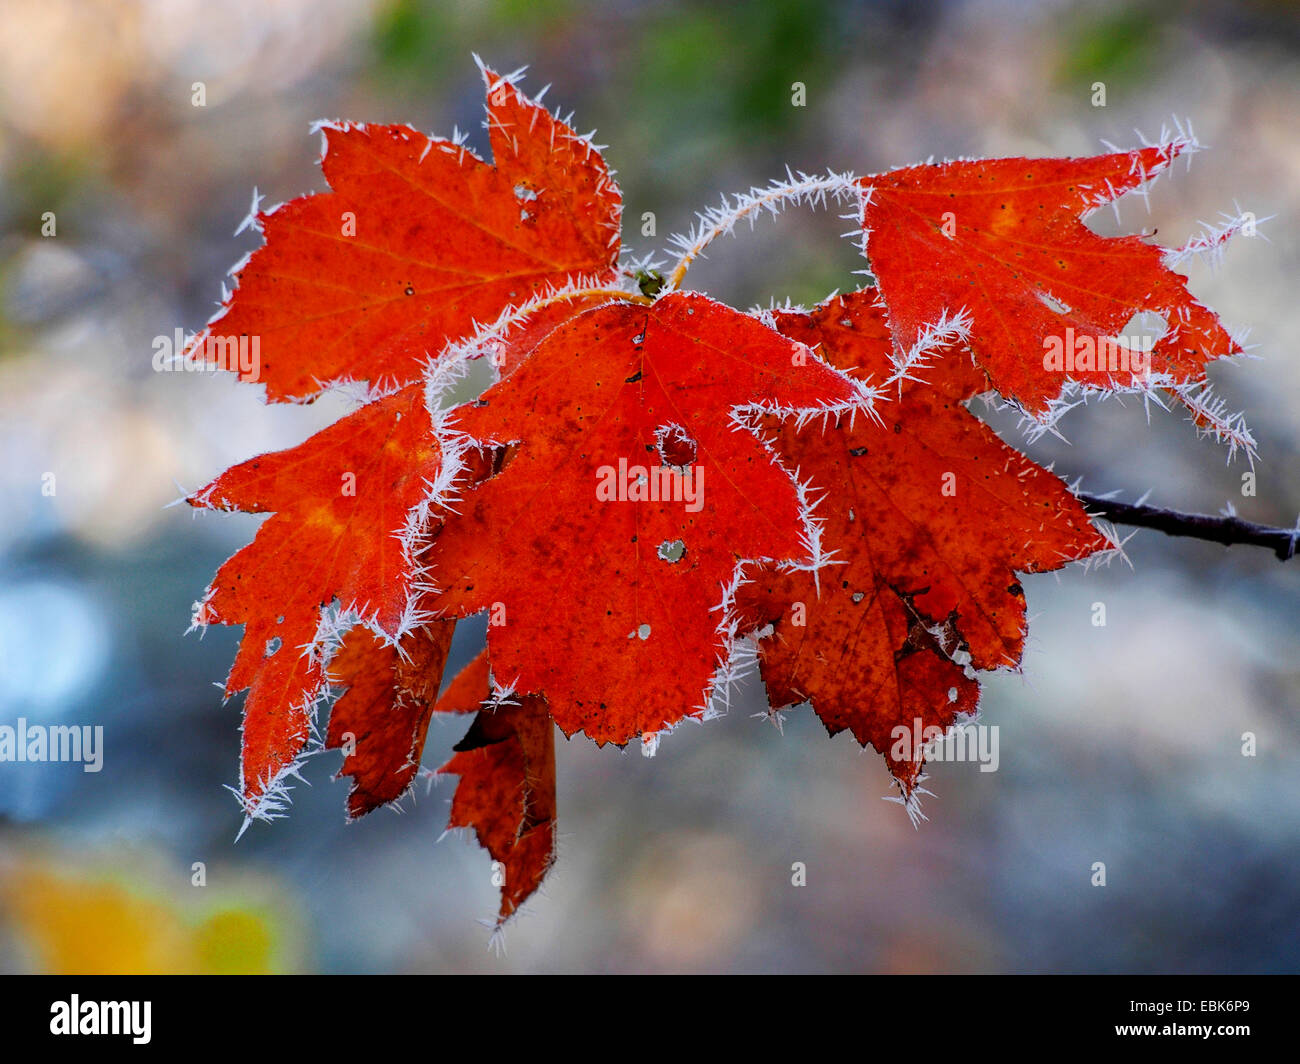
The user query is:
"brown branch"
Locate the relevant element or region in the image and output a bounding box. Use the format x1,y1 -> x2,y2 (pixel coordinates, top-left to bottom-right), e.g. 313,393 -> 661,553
1076,493 -> 1299,562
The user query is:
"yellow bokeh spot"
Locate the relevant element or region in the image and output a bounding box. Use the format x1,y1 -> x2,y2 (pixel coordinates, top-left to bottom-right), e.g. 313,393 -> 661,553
2,863 -> 290,975
193,908 -> 275,974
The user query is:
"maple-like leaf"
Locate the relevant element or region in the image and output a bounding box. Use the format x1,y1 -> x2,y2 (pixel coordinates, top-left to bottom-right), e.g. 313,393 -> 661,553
425,291 -> 867,746
192,64 -> 621,402
435,650 -> 557,926
326,631 -> 559,923
189,383 -> 446,815
737,291 -> 1110,796
859,141 -> 1241,414
324,622 -> 455,818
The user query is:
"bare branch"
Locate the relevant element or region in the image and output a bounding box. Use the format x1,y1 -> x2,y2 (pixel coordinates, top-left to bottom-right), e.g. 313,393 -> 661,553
1077,493 -> 1299,561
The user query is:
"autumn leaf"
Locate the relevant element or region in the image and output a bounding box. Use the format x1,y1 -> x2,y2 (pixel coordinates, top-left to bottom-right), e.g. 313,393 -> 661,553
483,291 -> 628,380
327,632 -> 560,924
433,646 -> 492,716
192,62 -> 622,402
189,383 -> 448,817
737,291 -> 1110,799
435,650 -> 557,926
324,622 -> 456,818
860,139 -> 1241,414
425,291 -> 868,746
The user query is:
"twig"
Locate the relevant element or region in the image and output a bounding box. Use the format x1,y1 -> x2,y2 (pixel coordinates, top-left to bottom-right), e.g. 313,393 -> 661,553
1077,493 -> 1299,562
664,171 -> 861,291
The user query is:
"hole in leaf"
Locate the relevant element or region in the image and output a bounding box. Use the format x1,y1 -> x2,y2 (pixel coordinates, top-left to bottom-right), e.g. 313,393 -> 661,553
655,423 -> 697,467
657,539 -> 686,563
1118,310 -> 1168,348
264,636 -> 282,658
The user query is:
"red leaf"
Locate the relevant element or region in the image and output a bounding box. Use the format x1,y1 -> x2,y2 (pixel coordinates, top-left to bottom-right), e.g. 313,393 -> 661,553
738,291 -> 1110,797
427,291 -> 865,746
860,141 -> 1241,414
434,648 -> 491,715
194,66 -> 621,402
189,383 -> 444,815
436,652 -> 556,925
324,623 -> 455,818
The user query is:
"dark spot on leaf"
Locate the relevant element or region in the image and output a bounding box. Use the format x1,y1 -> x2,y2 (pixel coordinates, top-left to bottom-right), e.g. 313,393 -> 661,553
656,423 -> 697,466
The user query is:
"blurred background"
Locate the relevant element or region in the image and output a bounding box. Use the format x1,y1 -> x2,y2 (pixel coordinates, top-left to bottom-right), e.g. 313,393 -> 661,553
0,0 -> 1297,973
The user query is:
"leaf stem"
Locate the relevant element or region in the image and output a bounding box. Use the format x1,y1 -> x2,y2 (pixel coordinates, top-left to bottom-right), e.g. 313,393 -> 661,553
664,171 -> 862,291
540,286 -> 653,309
1077,493 -> 1299,561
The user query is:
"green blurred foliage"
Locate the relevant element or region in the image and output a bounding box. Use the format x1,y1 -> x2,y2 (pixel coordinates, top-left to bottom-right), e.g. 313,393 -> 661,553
371,0 -> 575,86
368,0 -> 844,159
3,150 -> 87,232
372,0 -> 450,78
1055,3 -> 1162,90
